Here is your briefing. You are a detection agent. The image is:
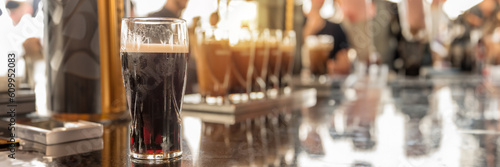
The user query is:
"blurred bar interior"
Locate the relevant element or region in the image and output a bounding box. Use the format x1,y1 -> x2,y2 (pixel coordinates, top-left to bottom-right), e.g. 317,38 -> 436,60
3,0 -> 500,166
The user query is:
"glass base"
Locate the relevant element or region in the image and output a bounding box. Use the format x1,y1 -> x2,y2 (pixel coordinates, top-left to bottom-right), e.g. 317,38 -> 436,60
249,92 -> 265,100
131,157 -> 181,164
266,88 -> 278,98
204,96 -> 225,105
228,93 -> 249,103
130,151 -> 182,160
279,86 -> 292,95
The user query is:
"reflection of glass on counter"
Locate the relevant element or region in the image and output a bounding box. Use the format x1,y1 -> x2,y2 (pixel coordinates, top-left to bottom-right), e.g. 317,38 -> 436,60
102,121 -> 128,167
264,114 -> 280,166
199,121 -> 251,166
250,117 -> 269,166
299,108 -> 325,157
20,138 -> 103,159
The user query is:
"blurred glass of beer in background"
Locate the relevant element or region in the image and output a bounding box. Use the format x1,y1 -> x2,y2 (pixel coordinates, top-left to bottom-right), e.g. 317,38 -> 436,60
251,30 -> 270,99
279,30 -> 296,95
228,28 -> 255,103
195,29 -> 232,104
303,35 -> 334,79
266,29 -> 283,98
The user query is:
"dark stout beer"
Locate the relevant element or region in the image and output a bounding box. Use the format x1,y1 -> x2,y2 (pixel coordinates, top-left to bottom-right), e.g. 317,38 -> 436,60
121,44 -> 188,158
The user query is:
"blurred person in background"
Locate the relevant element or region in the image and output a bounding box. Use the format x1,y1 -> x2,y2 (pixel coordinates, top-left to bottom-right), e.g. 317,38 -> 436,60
464,0 -> 498,34
395,0 -> 433,75
0,0 -> 13,77
428,0 -> 449,68
484,27 -> 500,65
337,0 -> 378,65
303,0 -> 351,75
5,0 -> 32,25
148,0 -> 189,18
465,0 -> 500,66
446,0 -> 500,71
3,0 -> 43,88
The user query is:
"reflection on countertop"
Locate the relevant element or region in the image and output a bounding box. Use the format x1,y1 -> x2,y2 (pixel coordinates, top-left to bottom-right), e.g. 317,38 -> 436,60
1,75 -> 500,167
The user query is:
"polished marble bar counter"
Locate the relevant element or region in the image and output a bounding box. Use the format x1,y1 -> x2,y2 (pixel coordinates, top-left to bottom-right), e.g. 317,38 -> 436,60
1,75 -> 499,166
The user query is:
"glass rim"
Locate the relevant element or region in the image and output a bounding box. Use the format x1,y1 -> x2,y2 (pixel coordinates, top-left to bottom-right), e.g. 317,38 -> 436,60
122,17 -> 186,24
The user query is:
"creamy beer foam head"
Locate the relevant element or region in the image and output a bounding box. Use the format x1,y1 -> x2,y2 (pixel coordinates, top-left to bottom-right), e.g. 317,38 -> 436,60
281,45 -> 295,53
121,44 -> 189,53
231,43 -> 252,50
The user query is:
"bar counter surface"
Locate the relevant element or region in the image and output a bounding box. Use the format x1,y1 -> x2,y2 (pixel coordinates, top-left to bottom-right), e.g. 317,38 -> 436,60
1,74 -> 500,166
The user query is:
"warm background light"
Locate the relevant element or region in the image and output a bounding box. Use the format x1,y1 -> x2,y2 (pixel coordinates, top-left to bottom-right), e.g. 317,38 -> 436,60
442,0 -> 483,20
131,0 -> 257,29
302,0 -> 336,19
385,0 -> 484,20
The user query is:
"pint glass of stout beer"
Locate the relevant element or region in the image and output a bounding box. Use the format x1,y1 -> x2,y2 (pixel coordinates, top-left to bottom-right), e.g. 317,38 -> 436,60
120,18 -> 189,159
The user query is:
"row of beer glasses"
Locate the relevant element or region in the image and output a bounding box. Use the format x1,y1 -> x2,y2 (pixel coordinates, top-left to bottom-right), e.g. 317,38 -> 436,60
194,28 -> 296,104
